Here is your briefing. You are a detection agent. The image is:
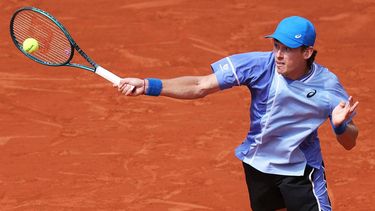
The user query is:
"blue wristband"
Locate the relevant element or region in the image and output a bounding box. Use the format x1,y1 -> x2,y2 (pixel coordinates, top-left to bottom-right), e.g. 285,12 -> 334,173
145,78 -> 162,96
333,122 -> 348,135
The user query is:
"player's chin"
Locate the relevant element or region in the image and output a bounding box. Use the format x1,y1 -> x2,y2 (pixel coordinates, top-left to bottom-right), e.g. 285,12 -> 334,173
276,66 -> 287,75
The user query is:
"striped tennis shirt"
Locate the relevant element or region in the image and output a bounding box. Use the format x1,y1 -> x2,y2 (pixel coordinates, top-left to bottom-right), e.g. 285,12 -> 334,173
211,51 -> 351,176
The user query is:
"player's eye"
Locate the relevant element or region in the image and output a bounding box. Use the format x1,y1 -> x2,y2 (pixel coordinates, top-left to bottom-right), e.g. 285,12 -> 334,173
273,43 -> 279,51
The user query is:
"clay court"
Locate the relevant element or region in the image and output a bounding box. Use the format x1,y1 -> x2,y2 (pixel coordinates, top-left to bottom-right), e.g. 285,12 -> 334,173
1,0 -> 374,210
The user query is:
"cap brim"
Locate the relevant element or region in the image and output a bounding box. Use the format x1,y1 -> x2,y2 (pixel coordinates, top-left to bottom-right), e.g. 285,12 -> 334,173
264,34 -> 303,48
264,34 -> 273,38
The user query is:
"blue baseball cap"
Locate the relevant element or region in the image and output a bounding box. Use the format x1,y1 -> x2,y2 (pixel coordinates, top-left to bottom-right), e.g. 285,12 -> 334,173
265,16 -> 316,48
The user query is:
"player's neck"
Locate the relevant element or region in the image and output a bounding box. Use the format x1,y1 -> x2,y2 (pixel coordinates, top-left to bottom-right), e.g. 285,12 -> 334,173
285,65 -> 311,81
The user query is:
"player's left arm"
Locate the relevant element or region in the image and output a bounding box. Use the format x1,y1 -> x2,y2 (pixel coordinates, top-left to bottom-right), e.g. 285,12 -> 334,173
331,96 -> 359,150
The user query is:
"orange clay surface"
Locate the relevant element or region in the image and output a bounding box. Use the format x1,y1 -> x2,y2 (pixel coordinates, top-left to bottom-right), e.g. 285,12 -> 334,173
1,0 -> 374,210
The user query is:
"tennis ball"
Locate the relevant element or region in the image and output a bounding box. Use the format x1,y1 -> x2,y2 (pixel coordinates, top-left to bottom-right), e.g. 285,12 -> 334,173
22,38 -> 39,53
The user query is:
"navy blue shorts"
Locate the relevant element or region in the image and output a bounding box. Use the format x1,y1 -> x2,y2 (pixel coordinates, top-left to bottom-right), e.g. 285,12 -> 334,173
242,162 -> 332,211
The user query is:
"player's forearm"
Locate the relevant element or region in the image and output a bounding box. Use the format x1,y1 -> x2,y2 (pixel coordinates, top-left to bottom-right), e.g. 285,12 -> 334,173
145,75 -> 220,99
336,121 -> 358,150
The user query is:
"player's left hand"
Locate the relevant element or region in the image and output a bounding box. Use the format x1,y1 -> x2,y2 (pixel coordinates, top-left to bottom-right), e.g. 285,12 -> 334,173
331,96 -> 359,127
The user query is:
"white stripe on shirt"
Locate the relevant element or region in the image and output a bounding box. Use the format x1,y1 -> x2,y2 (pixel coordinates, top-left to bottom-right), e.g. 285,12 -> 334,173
226,57 -> 240,86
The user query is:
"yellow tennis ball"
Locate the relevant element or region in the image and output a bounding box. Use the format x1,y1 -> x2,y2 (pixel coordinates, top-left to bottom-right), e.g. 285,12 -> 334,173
22,38 -> 39,53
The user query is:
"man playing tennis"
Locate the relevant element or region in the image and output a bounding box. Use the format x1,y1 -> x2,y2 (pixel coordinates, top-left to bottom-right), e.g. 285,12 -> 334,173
115,16 -> 359,211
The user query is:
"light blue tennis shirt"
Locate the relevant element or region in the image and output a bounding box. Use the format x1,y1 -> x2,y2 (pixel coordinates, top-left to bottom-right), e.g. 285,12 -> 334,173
211,52 -> 351,176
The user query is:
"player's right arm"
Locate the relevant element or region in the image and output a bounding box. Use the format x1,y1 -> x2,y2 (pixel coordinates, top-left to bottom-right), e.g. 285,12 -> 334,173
115,73 -> 221,99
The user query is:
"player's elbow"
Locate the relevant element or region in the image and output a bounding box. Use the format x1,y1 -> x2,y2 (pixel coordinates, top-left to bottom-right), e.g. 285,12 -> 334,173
340,130 -> 358,151
191,88 -> 208,99
195,85 -> 216,99
338,122 -> 359,150
342,140 -> 356,150
195,75 -> 220,98
338,133 -> 358,150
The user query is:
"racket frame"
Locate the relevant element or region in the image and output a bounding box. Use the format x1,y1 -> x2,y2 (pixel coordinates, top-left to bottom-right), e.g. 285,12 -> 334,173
10,6 -> 125,85
10,6 -> 98,72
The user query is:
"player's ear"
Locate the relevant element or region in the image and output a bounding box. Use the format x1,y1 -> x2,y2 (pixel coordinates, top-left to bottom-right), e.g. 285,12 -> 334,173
303,46 -> 314,60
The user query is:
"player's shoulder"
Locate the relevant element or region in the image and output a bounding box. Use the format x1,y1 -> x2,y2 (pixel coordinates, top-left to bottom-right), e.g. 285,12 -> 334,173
313,63 -> 342,88
228,51 -> 274,67
230,51 -> 273,61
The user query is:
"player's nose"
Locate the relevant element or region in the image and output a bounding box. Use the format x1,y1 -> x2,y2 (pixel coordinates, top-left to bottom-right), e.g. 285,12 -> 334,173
275,49 -> 284,59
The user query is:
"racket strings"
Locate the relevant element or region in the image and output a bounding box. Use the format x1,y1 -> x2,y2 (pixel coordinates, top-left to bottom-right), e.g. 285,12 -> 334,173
12,10 -> 72,65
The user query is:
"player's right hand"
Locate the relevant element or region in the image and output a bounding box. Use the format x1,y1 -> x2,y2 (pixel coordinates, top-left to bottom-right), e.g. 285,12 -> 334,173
115,78 -> 145,96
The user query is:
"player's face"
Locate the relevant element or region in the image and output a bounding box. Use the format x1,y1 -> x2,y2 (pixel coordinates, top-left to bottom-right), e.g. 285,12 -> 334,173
273,40 -> 310,80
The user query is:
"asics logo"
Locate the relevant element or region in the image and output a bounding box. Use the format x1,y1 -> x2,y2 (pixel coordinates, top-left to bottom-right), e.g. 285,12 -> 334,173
223,64 -> 229,71
306,89 -> 317,98
295,34 -> 302,39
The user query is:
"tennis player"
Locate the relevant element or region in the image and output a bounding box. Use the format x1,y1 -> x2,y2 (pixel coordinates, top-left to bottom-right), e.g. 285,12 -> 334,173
115,16 -> 359,211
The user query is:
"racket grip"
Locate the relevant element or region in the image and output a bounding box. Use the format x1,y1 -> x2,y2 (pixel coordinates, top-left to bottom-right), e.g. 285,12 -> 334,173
95,66 -> 135,91
95,66 -> 121,85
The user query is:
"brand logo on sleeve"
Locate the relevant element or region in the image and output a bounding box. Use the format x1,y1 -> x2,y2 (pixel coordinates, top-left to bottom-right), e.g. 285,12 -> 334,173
306,89 -> 317,98
223,63 -> 229,71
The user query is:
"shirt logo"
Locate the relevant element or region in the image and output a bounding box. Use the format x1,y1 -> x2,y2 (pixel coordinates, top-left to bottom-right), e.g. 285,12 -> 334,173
223,63 -> 229,71
295,34 -> 302,39
306,89 -> 317,98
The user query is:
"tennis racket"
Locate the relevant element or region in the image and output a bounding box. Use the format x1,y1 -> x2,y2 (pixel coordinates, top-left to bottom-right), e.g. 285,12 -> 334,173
10,6 -> 131,87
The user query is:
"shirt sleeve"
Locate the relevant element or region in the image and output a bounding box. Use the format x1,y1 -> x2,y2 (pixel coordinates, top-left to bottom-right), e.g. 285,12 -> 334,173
210,52 -> 271,90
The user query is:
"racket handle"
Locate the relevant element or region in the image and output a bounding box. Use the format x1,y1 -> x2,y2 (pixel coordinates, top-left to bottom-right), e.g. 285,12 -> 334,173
95,66 -> 121,85
95,66 -> 135,91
